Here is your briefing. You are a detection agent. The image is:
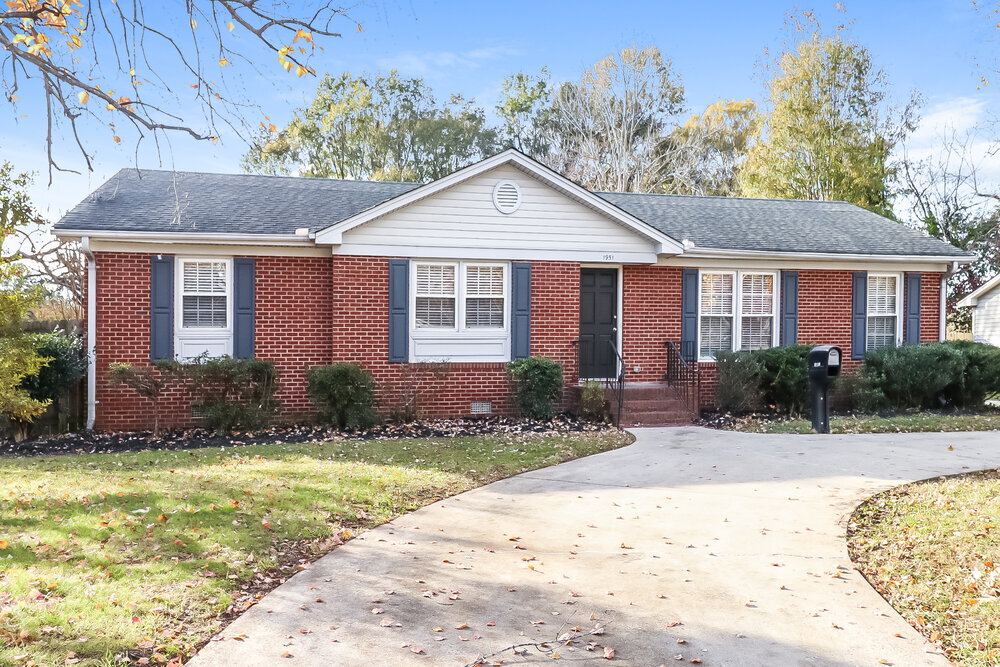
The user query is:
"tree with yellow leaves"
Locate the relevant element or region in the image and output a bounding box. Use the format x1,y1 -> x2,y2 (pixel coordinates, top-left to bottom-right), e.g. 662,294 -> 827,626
0,162 -> 48,423
0,1 -> 357,180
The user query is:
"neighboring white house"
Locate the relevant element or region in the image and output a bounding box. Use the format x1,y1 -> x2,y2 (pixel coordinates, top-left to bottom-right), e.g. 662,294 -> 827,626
958,274 -> 1000,346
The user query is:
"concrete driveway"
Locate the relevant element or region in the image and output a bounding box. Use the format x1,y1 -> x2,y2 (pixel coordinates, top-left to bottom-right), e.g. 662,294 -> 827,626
190,427 -> 1000,666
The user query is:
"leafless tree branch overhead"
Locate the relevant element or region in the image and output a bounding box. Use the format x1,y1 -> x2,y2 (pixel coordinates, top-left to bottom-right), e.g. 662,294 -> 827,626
0,1 -> 358,180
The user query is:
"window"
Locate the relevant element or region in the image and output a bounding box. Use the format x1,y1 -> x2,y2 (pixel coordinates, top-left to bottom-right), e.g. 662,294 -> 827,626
699,270 -> 777,359
867,274 -> 900,351
415,264 -> 457,328
181,260 -> 228,329
175,258 -> 232,361
410,261 -> 509,363
413,262 -> 506,331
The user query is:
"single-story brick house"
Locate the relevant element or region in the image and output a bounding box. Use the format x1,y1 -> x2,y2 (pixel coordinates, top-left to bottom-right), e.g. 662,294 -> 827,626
54,150 -> 971,429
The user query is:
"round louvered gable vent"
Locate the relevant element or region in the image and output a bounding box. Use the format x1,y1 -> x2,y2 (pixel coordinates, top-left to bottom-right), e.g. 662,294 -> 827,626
492,180 -> 522,214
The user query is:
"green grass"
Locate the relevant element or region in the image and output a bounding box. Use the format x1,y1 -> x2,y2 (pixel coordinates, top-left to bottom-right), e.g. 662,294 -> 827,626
849,470 -> 1000,666
0,430 -> 632,666
730,412 -> 1000,434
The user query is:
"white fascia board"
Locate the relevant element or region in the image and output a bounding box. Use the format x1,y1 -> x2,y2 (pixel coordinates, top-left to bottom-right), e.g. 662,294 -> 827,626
681,246 -> 972,265
55,229 -> 315,247
958,272 -> 1000,308
313,149 -> 684,255
332,243 -> 657,264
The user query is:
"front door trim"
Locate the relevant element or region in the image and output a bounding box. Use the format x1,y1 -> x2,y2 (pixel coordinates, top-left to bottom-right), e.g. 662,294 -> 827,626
579,264 -> 623,381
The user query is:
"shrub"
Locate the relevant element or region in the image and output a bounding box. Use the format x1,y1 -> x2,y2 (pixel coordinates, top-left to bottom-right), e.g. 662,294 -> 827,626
11,331 -> 87,439
857,343 -> 966,411
507,357 -> 564,420
107,361 -> 184,436
181,355 -> 279,433
578,380 -> 608,422
307,363 -> 378,430
755,345 -> 812,416
714,350 -> 763,414
940,341 -> 1000,407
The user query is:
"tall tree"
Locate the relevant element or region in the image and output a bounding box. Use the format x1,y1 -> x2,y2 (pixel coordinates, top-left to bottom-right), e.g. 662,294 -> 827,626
495,69 -> 554,158
0,163 -> 49,422
543,45 -> 686,193
661,98 -> 758,196
900,133 -> 1000,329
0,1 -> 356,179
243,71 -> 497,181
739,33 -> 918,216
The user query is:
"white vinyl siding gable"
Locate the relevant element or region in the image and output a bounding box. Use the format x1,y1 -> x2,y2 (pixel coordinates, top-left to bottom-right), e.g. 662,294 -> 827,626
973,289 -> 1000,346
337,165 -> 658,263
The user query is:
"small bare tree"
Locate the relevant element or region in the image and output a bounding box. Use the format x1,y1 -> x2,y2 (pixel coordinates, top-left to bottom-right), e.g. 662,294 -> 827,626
899,131 -> 1000,329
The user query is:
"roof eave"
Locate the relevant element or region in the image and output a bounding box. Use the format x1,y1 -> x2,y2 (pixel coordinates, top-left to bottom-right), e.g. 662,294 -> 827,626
682,246 -> 973,264
54,229 -> 316,246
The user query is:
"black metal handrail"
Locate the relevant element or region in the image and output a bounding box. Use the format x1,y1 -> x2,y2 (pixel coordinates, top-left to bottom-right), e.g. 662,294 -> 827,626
665,341 -> 700,415
607,340 -> 626,426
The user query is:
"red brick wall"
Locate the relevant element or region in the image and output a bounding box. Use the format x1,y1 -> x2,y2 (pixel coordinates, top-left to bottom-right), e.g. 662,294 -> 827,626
621,265 -> 682,382
920,272 -> 943,343
329,256 -> 580,418
91,252 -> 946,428
93,253 -> 333,430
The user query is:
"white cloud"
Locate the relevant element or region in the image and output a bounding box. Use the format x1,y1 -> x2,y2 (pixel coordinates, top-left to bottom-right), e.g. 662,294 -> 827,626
376,46 -> 520,78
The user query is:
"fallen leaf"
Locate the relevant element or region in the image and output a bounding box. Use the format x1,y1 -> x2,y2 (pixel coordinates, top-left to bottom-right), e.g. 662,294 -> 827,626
603,646 -> 616,659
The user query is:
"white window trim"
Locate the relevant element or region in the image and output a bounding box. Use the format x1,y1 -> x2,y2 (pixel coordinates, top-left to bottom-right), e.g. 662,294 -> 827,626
697,269 -> 780,362
410,260 -> 511,362
866,272 -> 904,351
174,257 -> 233,360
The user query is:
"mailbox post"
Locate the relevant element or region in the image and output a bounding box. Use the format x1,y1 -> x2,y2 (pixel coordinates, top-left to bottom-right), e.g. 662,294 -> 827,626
807,345 -> 842,434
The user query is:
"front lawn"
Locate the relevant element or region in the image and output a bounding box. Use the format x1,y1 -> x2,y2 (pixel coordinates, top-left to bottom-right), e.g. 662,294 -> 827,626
720,412 -> 1000,434
849,470 -> 1000,666
0,430 -> 631,666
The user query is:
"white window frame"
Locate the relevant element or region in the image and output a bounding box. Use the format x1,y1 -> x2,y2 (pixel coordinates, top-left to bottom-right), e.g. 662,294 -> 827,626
866,272 -> 903,352
410,260 -> 510,362
698,269 -> 780,361
174,257 -> 233,360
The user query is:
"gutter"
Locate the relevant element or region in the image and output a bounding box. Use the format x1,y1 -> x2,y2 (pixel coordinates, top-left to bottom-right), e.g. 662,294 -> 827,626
680,246 -> 975,264
54,229 -> 316,246
81,237 -> 97,430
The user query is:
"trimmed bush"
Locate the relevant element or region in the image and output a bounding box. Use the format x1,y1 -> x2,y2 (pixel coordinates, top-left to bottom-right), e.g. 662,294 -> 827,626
578,379 -> 608,422
507,357 -> 564,420
755,345 -> 812,416
940,341 -> 1000,407
182,355 -> 279,433
307,363 -> 379,430
856,343 -> 966,411
714,350 -> 763,414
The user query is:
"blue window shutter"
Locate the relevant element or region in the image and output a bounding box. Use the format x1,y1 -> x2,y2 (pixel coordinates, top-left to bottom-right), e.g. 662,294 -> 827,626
852,272 -> 868,359
905,272 -> 922,345
150,255 -> 174,361
511,262 -> 532,359
780,270 -> 799,346
233,258 -> 256,359
388,259 -> 409,363
681,269 -> 698,361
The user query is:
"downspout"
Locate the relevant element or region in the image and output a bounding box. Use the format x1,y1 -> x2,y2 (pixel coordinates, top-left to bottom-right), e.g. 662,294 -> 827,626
939,264 -> 955,342
81,237 -> 97,430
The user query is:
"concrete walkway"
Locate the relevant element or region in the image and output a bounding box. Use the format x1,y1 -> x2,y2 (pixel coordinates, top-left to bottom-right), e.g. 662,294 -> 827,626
189,427 -> 1000,666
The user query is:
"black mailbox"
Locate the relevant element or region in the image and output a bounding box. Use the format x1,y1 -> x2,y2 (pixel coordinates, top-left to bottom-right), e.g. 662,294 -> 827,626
807,345 -> 841,433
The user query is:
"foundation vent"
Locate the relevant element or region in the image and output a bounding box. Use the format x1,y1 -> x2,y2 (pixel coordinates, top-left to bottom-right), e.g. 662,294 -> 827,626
470,401 -> 493,415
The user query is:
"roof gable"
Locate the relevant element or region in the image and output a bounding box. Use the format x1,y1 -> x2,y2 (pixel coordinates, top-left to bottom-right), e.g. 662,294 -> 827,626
313,149 -> 684,254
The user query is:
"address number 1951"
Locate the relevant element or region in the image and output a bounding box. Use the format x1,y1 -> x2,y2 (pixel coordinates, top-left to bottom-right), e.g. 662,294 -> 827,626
602,254 -> 615,261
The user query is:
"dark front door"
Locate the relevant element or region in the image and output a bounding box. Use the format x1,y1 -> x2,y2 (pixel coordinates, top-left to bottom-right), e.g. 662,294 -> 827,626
579,268 -> 619,379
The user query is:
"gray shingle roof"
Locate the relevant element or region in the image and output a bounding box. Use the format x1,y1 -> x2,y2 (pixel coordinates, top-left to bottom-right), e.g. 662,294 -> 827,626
55,167 -> 970,258
598,191 -> 971,258
55,168 -> 419,235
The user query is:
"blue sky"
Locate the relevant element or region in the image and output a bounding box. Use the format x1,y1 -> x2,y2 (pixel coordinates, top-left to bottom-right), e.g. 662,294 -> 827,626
3,0 -> 998,221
